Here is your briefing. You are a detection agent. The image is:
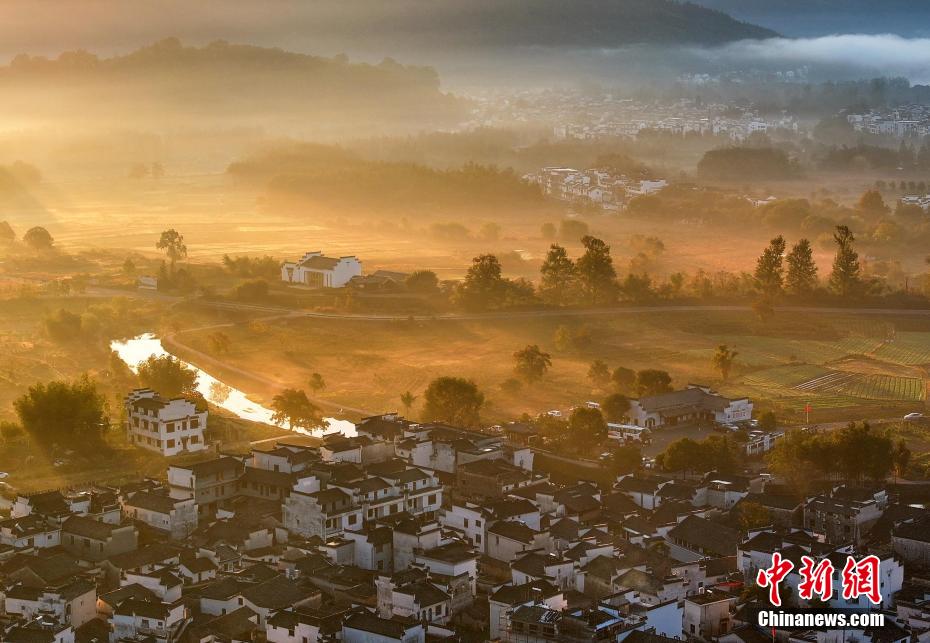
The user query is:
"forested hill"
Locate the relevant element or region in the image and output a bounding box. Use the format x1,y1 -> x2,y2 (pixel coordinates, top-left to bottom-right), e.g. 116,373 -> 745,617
466,0 -> 778,46
695,0 -> 930,37
0,39 -> 466,135
292,0 -> 777,48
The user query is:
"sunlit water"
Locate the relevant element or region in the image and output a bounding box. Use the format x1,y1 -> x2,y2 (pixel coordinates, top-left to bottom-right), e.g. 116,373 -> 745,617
110,333 -> 355,438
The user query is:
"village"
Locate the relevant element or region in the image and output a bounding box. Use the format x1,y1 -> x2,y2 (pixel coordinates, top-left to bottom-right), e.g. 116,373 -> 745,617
5,7 -> 930,642
469,91 -> 800,143
0,355 -> 926,643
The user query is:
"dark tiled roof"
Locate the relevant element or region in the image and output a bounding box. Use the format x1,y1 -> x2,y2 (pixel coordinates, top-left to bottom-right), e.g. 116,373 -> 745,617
418,541 -> 475,564
107,543 -> 179,570
637,387 -> 733,413
180,457 -> 244,478
740,492 -> 802,511
668,515 -> 740,558
488,521 -> 538,544
300,255 -> 341,270
490,579 -> 561,605
343,611 -> 419,638
124,491 -> 185,514
894,516 -> 930,544
62,515 -> 123,540
241,575 -> 318,609
396,581 -> 450,607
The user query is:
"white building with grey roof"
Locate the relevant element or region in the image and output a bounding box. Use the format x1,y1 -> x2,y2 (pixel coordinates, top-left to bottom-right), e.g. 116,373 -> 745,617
281,251 -> 361,288
124,388 -> 207,457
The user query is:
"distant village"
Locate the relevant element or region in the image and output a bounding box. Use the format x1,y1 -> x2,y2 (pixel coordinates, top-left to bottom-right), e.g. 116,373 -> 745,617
0,372 -> 926,643
468,92 -> 799,143
847,106 -> 930,139
524,167 -> 668,211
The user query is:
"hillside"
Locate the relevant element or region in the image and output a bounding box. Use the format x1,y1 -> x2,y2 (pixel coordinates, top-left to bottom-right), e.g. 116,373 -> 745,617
303,0 -> 779,47
696,0 -> 930,37
227,143 -> 553,220
0,39 -> 466,137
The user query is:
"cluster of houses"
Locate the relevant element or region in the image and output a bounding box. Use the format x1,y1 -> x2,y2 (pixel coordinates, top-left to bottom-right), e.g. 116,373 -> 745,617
470,91 -> 799,143
526,167 -> 668,211
899,194 -> 930,212
0,403 -> 926,643
846,107 -> 930,139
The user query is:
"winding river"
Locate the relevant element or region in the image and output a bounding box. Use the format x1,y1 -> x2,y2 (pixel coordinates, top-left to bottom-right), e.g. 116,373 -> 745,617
110,333 -> 355,437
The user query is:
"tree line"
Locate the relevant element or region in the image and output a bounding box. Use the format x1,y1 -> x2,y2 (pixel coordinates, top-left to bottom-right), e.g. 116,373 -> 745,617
450,223 -> 868,313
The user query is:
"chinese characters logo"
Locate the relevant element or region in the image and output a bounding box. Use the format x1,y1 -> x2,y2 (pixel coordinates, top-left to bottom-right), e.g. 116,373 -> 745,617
756,553 -> 882,607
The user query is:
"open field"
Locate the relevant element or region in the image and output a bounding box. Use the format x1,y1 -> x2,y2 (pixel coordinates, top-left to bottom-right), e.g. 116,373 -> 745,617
8,173 -> 849,284
174,308 -> 930,424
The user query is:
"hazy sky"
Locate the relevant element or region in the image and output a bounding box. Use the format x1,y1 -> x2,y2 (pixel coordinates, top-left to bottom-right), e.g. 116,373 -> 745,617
5,1 -> 930,86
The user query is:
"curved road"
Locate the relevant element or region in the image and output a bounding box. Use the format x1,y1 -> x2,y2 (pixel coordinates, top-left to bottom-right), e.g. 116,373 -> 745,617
87,286 -> 930,322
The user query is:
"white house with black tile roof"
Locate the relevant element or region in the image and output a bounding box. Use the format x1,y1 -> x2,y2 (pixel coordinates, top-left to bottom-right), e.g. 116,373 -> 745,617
124,388 -> 207,457
281,251 -> 361,288
627,385 -> 752,429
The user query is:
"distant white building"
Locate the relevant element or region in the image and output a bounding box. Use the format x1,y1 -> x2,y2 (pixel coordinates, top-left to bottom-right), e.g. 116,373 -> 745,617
626,384 -> 752,429
281,251 -> 361,288
124,388 -> 207,457
137,275 -> 158,290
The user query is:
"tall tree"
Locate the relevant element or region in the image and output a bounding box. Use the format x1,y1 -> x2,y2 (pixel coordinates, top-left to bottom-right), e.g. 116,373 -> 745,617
857,189 -> 889,215
0,221 -> 14,243
137,355 -> 198,398
765,430 -> 817,494
659,438 -> 702,477
712,345 -> 739,381
539,244 -> 576,305
568,407 -> 607,450
208,332 -> 231,354
754,235 -> 787,297
609,444 -> 642,475
400,391 -> 417,417
611,367 -> 636,394
576,236 -> 617,304
892,440 -> 911,482
601,393 -> 630,422
422,377 -> 485,427
513,345 -> 552,384
14,376 -> 108,451
405,270 -> 440,295
308,372 -> 326,394
785,238 -> 818,296
588,360 -> 611,388
734,501 -> 773,531
270,388 -> 324,431
456,254 -> 505,311
829,226 -> 862,297
156,229 -> 188,273
635,369 -> 673,397
23,226 -> 53,251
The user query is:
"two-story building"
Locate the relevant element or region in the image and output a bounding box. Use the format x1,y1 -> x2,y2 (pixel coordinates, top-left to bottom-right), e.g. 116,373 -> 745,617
124,388 -> 207,456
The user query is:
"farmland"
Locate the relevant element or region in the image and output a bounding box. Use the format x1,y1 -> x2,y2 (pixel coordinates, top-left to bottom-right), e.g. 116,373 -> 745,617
171,307 -> 930,424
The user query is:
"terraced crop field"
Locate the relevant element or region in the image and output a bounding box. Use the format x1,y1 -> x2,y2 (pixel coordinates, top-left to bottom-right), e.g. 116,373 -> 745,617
738,362 -> 925,415
872,332 -> 930,366
796,372 -> 926,401
742,364 -> 832,389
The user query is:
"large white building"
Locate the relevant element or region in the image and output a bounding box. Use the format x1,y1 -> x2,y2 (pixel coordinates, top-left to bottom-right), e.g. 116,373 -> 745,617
280,251 -> 362,288
626,385 -> 752,429
124,389 -> 207,457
